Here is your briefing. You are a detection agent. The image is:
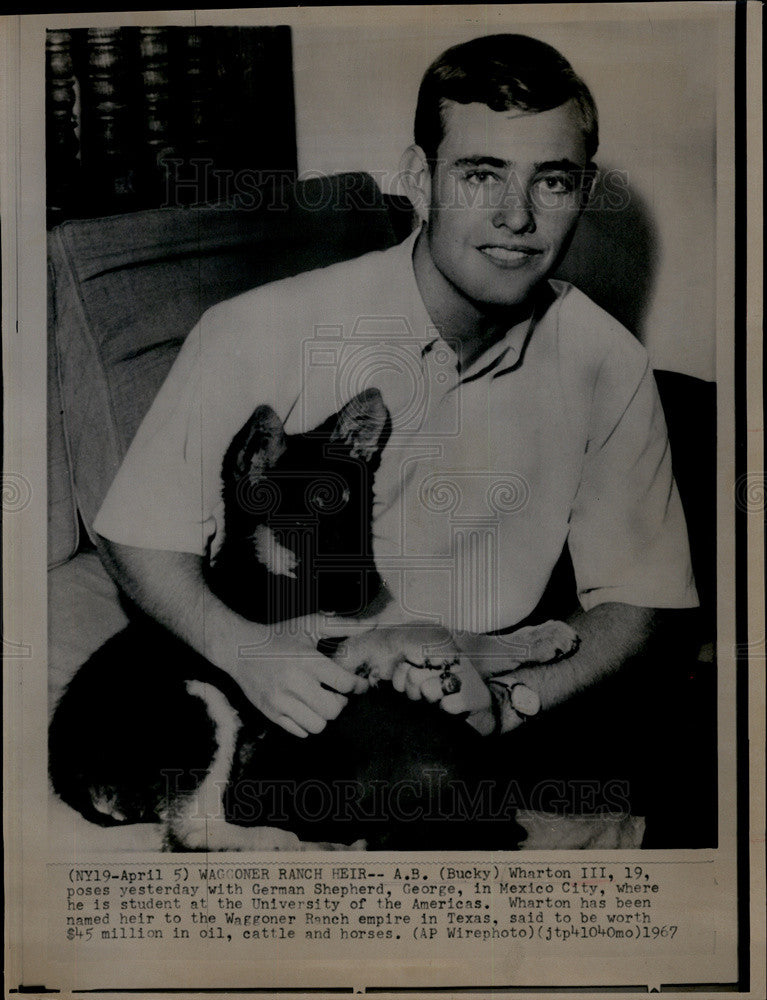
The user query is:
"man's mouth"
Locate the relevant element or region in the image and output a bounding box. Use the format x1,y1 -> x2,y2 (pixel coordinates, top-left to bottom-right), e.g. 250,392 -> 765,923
477,245 -> 541,266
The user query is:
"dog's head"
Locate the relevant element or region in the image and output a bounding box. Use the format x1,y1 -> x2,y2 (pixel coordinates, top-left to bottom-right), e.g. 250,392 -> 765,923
212,388 -> 391,621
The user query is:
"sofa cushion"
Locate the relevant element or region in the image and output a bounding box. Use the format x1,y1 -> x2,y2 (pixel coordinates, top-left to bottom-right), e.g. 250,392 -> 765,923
48,172 -> 397,543
48,551 -> 129,718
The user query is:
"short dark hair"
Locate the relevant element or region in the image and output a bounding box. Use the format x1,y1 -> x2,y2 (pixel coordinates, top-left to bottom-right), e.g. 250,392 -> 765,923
414,34 -> 599,163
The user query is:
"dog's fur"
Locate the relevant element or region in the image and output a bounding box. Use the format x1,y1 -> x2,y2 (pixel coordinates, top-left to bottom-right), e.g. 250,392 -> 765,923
50,388 -> 577,851
206,387 -> 392,623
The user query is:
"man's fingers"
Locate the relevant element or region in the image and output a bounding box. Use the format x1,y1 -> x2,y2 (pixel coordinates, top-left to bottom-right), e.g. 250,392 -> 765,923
396,662 -> 464,701
391,661 -> 412,693
404,665 -> 437,701
314,687 -> 349,720
256,699 -> 306,736
272,715 -> 309,739
312,657 -> 362,695
286,669 -> 348,721
270,687 -> 345,736
440,692 -> 470,715
281,697 -> 328,735
466,709 -> 497,736
404,670 -> 423,700
419,676 -> 445,703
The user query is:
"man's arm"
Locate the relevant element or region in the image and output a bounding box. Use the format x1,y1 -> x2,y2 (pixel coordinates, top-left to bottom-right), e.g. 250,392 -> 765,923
96,536 -> 363,738
479,603 -> 656,732
464,602 -> 655,709
397,603 -> 692,734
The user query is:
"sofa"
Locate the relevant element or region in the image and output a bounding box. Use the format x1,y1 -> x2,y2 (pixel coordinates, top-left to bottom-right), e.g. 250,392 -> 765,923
47,172 -> 716,851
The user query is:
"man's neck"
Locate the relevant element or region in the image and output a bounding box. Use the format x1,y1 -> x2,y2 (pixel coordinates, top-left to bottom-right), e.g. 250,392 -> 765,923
412,227 -> 535,372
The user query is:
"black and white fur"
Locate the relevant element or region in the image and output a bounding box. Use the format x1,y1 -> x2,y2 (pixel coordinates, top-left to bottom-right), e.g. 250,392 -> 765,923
50,388 -> 577,850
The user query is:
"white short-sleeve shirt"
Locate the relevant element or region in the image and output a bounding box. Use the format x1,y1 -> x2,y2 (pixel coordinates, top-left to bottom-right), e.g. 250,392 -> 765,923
94,232 -> 698,632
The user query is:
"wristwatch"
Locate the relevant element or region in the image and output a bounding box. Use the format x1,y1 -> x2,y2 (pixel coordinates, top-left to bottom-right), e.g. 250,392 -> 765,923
488,677 -> 541,732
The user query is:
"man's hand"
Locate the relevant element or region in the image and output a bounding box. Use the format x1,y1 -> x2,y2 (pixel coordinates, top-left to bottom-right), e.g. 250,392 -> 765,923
325,620 -> 495,734
392,653 -> 496,735
369,604 -> 673,739
95,537 -> 368,738
451,603 -> 668,735
229,632 -> 366,739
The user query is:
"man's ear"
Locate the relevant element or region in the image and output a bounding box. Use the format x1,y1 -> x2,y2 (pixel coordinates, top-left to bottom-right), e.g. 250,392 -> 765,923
398,144 -> 432,225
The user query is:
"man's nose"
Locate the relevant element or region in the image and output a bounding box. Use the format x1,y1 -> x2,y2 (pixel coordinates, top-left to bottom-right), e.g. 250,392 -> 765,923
492,185 -> 536,234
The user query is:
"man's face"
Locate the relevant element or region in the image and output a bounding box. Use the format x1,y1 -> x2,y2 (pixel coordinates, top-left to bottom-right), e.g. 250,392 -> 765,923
423,98 -> 591,310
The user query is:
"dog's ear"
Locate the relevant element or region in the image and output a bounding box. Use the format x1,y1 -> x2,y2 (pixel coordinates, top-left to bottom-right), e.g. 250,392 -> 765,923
330,388 -> 391,461
225,405 -> 287,480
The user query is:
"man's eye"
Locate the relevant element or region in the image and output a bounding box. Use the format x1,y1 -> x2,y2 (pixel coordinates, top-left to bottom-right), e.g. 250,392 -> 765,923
465,170 -> 500,185
537,174 -> 576,194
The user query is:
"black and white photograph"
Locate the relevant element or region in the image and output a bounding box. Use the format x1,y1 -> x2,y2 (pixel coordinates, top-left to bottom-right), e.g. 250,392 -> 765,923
2,3 -> 763,995
44,12 -> 719,853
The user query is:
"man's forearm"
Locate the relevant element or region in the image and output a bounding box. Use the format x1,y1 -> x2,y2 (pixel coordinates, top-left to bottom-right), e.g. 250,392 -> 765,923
95,535 -> 272,668
508,603 -> 656,713
454,603 -> 659,730
95,536 -> 362,737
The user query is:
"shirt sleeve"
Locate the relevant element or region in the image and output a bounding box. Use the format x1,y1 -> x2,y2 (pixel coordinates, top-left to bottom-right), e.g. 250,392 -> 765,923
93,289 -> 303,556
568,343 -> 699,611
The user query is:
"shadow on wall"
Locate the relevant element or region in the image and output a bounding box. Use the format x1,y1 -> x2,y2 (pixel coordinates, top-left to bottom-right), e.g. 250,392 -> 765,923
554,165 -> 658,340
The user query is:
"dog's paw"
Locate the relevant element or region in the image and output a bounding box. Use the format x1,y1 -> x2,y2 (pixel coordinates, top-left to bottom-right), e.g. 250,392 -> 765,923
90,787 -> 129,823
508,620 -> 580,664
334,624 -> 460,686
334,629 -> 395,683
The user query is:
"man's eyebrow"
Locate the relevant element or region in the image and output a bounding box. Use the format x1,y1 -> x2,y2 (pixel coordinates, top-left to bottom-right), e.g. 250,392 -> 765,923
535,159 -> 584,173
453,156 -> 508,169
453,156 -> 584,173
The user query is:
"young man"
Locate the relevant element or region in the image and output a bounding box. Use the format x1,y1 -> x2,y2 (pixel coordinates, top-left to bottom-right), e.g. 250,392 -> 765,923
93,36 -> 697,830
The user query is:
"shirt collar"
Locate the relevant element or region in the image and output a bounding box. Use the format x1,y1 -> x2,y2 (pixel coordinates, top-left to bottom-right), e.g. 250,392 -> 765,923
458,312 -> 532,383
397,225 -> 540,380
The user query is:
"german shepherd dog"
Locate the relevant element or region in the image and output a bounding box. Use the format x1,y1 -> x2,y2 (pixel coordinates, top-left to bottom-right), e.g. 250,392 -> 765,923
49,388 -> 577,850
